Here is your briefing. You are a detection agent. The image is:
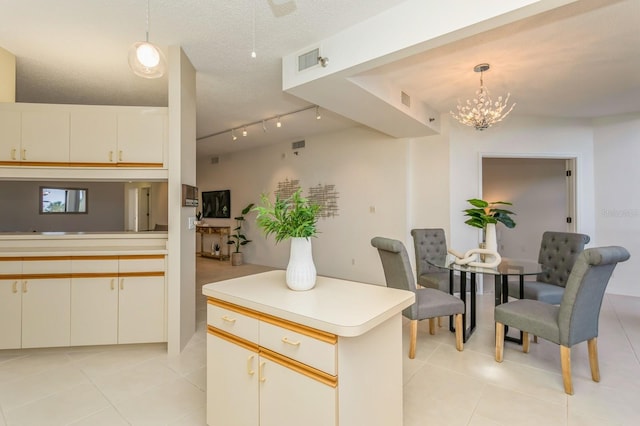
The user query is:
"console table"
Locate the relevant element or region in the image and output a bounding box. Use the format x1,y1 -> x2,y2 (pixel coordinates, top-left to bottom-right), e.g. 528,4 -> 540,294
196,225 -> 230,260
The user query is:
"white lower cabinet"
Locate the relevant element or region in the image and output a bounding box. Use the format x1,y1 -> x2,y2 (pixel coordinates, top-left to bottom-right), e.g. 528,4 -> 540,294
207,333 -> 336,426
118,275 -> 166,344
70,277 -> 119,346
0,279 -> 22,349
21,278 -> 71,348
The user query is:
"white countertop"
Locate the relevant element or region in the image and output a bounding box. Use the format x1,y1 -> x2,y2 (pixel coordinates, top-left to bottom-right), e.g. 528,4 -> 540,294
202,270 -> 415,337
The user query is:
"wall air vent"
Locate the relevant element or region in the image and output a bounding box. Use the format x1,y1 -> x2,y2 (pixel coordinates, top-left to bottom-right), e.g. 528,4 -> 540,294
292,140 -> 305,150
298,48 -> 320,71
210,156 -> 219,164
401,91 -> 411,107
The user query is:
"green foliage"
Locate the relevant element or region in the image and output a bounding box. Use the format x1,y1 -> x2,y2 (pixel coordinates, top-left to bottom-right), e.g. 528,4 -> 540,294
227,203 -> 255,253
254,188 -> 320,243
463,198 -> 516,229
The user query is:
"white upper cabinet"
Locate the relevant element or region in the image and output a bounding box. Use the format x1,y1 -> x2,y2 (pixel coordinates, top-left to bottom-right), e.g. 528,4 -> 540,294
21,109 -> 70,163
0,107 -> 21,163
70,109 -> 118,164
0,103 -> 167,168
117,111 -> 165,165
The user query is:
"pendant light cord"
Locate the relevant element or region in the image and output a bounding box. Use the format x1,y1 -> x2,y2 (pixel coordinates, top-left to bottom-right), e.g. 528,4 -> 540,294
145,0 -> 150,42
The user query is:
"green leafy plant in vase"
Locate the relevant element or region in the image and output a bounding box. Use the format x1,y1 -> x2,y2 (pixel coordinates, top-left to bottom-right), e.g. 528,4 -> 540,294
463,198 -> 516,253
254,188 -> 321,290
227,203 -> 255,265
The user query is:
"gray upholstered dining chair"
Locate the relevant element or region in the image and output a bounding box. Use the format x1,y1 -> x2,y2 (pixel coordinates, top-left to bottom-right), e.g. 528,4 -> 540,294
495,246 -> 630,394
508,231 -> 590,304
410,228 -> 460,293
371,237 -> 464,358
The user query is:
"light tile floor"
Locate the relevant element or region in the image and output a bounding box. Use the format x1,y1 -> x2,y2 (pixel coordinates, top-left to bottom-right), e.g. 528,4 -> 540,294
0,258 -> 639,425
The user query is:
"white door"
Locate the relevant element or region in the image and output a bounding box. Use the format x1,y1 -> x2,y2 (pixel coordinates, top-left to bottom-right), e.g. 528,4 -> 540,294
118,275 -> 165,343
21,278 -> 71,348
0,280 -> 22,349
21,110 -> 70,163
70,277 -> 119,345
259,356 -> 337,426
69,110 -> 117,163
0,108 -> 21,162
207,334 -> 259,426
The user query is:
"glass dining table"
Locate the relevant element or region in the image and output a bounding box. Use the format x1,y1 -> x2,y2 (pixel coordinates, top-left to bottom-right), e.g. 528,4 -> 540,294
427,257 -> 544,343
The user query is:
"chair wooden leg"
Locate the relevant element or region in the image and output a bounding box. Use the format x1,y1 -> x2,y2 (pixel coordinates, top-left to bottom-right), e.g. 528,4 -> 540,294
438,316 -> 443,327
522,332 -> 530,353
588,338 -> 600,382
429,318 -> 436,335
495,322 -> 504,362
409,320 -> 417,359
533,335 -> 538,344
454,314 -> 463,351
560,345 -> 574,395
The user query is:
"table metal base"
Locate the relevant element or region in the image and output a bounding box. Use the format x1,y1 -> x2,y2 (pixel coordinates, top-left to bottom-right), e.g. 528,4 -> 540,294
448,270 -> 476,343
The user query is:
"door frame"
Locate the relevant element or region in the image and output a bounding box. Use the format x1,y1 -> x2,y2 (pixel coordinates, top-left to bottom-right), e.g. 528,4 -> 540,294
478,153 -> 578,233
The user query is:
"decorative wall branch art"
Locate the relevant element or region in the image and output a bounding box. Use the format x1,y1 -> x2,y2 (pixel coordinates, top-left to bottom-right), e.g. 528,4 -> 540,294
308,184 -> 339,218
274,178 -> 340,219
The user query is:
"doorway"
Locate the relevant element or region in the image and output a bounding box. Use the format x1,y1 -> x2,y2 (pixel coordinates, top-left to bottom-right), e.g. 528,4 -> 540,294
482,156 -> 576,261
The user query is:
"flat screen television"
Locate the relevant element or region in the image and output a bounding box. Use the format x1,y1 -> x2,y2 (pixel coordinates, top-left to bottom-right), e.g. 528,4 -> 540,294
202,190 -> 230,218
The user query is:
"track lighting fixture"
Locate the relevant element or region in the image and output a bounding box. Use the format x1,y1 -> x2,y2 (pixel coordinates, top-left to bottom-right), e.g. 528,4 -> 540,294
196,105 -> 323,143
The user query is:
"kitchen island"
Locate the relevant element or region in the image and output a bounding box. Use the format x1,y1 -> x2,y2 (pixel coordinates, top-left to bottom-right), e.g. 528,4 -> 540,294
202,270 -> 414,426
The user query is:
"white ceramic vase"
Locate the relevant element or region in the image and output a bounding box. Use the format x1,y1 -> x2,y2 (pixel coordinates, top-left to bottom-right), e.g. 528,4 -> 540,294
286,237 -> 317,291
484,223 -> 498,253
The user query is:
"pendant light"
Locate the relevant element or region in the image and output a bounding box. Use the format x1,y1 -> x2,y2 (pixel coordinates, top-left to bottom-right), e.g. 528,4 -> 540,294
128,0 -> 166,79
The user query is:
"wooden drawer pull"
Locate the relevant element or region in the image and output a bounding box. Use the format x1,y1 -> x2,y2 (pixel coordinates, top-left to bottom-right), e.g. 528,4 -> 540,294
22,281 -> 28,293
12,281 -> 18,293
282,337 -> 301,346
120,278 -> 124,290
11,148 -> 16,160
111,279 -> 115,290
259,361 -> 266,382
221,315 -> 236,323
247,355 -> 255,376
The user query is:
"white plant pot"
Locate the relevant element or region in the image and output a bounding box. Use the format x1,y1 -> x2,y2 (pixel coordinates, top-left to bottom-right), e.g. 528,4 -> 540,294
286,237 -> 317,291
485,223 -> 498,253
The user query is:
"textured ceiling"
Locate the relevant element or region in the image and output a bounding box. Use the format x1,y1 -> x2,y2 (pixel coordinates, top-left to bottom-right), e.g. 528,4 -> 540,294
1,0 -> 639,158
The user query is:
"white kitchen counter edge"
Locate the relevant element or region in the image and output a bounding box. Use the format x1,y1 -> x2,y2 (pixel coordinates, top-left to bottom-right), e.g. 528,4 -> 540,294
202,270 -> 415,337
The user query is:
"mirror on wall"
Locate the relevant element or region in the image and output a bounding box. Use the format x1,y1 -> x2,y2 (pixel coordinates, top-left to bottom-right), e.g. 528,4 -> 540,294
40,187 -> 88,214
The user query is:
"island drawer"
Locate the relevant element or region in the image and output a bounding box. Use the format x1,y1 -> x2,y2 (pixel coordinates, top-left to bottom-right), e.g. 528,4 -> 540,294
259,319 -> 337,375
207,301 -> 259,344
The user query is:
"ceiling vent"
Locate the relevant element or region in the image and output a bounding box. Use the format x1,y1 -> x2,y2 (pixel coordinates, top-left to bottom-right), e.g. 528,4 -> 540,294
401,91 -> 411,107
298,48 -> 320,71
292,140 -> 305,150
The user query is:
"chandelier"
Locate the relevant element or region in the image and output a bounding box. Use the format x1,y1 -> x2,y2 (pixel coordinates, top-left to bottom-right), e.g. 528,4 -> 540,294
450,63 -> 515,131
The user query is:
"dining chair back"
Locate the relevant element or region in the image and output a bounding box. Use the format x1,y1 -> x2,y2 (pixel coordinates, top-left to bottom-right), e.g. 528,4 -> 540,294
410,228 -> 459,292
371,236 -> 465,358
495,246 -> 630,394
508,231 -> 590,304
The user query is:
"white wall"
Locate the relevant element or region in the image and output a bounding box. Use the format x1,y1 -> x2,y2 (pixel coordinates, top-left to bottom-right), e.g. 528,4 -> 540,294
593,113 -> 640,297
447,115 -> 596,258
197,126 -> 410,285
197,113 -> 639,297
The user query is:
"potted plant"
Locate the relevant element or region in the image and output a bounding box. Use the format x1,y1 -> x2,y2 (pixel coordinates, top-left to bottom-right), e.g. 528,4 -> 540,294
227,203 -> 255,266
195,211 -> 202,225
463,198 -> 516,253
254,188 -> 321,290
213,243 -> 220,256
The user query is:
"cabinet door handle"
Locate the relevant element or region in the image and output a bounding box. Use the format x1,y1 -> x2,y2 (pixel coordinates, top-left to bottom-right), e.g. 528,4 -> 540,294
109,150 -> 113,162
118,150 -> 123,162
120,278 -> 124,290
221,315 -> 236,323
247,355 -> 255,376
11,148 -> 16,160
110,279 -> 115,290
22,281 -> 28,293
282,337 -> 301,346
22,149 -> 27,160
259,361 -> 266,382
12,281 -> 18,293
